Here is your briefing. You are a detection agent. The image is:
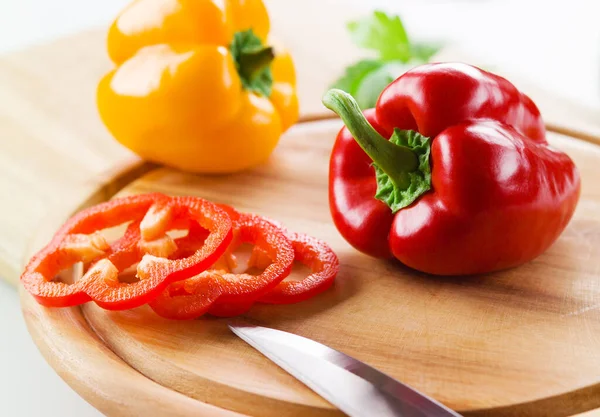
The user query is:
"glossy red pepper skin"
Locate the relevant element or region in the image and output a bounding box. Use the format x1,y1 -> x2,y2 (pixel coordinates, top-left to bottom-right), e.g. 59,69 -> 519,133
330,109 -> 395,259
375,63 -> 547,143
329,63 -> 581,275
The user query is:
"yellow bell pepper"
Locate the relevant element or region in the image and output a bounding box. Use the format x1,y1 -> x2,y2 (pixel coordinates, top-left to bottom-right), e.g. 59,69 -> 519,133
97,0 -> 299,173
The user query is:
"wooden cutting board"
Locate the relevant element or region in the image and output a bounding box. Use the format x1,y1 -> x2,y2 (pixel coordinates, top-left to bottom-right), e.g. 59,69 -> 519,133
20,121 -> 600,417
5,0 -> 600,416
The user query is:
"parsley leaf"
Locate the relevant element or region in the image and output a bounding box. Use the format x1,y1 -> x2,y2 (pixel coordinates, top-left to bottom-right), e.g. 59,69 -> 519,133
330,60 -> 385,107
347,11 -> 411,62
354,61 -> 407,109
329,10 -> 441,109
411,42 -> 442,62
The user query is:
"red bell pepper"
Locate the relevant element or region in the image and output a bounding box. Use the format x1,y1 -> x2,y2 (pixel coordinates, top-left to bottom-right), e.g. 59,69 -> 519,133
323,62 -> 581,275
20,193 -> 233,309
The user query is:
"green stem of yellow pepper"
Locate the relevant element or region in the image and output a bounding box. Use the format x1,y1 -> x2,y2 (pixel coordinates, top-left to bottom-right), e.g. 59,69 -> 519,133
238,47 -> 274,82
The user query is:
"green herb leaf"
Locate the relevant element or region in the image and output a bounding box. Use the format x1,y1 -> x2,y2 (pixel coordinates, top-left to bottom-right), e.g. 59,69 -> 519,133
329,59 -> 383,95
328,11 -> 442,117
330,59 -> 384,106
374,129 -> 432,212
354,61 -> 409,109
229,29 -> 274,97
347,10 -> 411,62
330,60 -> 426,109
411,42 -> 441,62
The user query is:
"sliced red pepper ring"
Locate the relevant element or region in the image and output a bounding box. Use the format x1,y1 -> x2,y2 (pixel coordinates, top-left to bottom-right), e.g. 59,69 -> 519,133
257,232 -> 340,304
20,194 -> 233,310
149,213 -> 294,320
20,193 -> 168,307
196,231 -> 340,315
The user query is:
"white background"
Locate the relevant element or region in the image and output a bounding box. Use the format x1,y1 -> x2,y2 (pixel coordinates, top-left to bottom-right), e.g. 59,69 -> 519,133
1,0 -> 599,416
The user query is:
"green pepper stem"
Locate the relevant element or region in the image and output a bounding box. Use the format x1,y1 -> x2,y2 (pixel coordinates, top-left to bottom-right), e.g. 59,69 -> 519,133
322,89 -> 419,189
238,47 -> 275,82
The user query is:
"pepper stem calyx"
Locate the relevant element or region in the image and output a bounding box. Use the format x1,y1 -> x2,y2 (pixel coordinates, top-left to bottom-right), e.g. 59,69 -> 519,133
322,89 -> 432,213
230,29 -> 274,97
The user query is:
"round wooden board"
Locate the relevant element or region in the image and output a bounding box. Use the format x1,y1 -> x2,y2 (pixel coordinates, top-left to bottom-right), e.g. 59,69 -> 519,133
21,119 -> 600,417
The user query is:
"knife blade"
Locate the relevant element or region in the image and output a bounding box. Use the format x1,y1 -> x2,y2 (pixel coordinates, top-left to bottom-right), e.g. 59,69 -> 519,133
229,322 -> 462,417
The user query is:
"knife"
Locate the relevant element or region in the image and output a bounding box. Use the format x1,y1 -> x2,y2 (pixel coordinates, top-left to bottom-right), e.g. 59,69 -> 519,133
229,322 -> 463,417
